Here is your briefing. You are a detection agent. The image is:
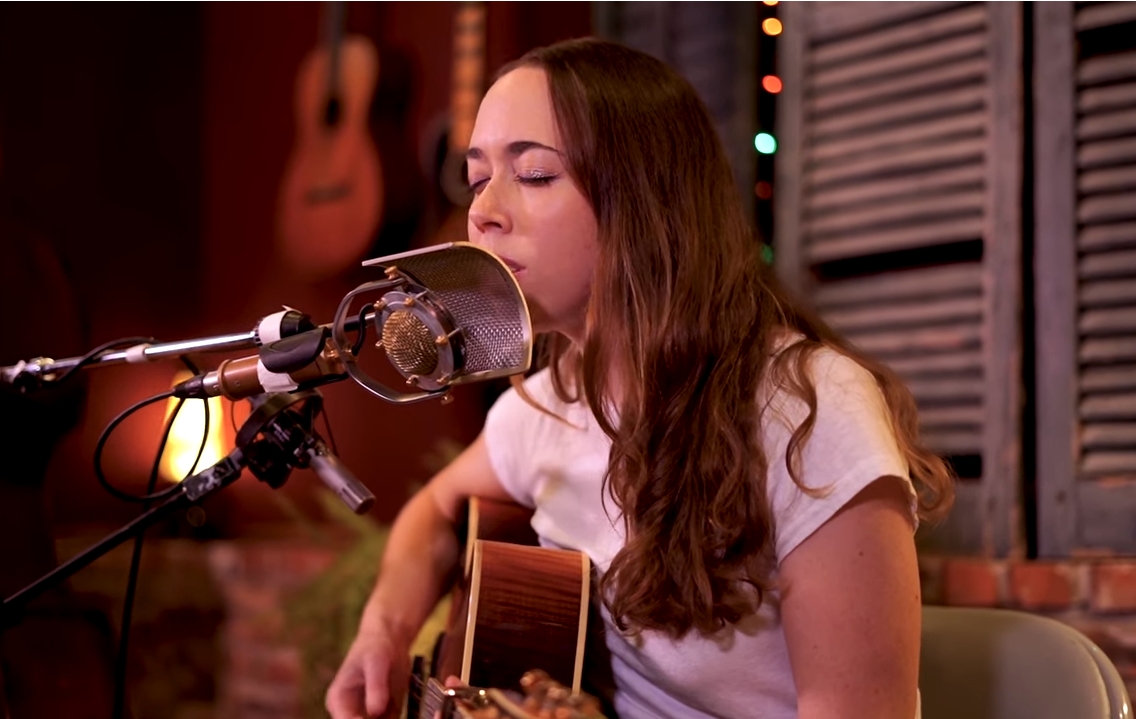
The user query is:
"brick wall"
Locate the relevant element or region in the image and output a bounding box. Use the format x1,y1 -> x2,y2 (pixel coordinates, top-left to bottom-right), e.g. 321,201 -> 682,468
920,556 -> 1136,698
52,535 -> 342,719
206,540 -> 342,719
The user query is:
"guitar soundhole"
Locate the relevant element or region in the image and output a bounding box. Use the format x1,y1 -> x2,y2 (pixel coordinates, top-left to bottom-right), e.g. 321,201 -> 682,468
323,96 -> 342,128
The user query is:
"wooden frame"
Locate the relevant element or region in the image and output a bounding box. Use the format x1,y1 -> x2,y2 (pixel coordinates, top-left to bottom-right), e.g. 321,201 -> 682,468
776,2 -> 1026,557
1033,1 -> 1079,557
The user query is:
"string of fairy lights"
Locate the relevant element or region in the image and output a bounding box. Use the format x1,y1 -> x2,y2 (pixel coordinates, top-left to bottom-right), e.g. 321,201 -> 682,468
755,0 -> 780,263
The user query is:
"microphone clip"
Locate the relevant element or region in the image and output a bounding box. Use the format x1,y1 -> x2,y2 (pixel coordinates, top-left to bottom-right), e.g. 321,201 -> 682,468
259,326 -> 332,374
237,390 -> 375,513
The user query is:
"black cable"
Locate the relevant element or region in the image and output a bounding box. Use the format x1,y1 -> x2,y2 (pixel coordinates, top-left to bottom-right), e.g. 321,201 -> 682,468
351,304 -> 370,356
112,357 -> 207,719
321,404 -> 339,455
93,392 -> 184,504
229,397 -> 240,436
52,336 -> 156,385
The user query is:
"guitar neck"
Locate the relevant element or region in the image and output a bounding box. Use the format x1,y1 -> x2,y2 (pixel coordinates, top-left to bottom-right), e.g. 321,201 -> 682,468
449,2 -> 487,155
322,0 -> 347,102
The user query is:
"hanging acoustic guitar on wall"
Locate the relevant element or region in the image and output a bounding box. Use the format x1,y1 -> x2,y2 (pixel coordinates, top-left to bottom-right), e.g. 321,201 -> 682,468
277,1 -> 384,282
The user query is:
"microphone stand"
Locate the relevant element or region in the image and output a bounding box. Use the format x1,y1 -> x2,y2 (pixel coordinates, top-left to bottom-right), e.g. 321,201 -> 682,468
0,389 -> 359,631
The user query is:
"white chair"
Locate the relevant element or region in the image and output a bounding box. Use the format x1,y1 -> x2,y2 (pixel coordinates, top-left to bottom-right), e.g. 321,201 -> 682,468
920,606 -> 1132,719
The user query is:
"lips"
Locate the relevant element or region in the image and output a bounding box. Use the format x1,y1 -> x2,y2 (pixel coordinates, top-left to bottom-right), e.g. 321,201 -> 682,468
498,256 -> 526,274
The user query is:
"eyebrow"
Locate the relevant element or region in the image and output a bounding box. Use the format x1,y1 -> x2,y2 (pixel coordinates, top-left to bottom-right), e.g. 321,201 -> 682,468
466,140 -> 561,161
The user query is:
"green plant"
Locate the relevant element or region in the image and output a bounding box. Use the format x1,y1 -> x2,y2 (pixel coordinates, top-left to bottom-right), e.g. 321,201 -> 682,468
284,438 -> 465,718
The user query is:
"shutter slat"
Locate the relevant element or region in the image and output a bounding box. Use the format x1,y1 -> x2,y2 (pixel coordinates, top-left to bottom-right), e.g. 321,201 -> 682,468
1080,81 -> 1136,115
824,295 -> 982,333
1077,107 -> 1136,142
1079,166 -> 1136,195
1083,423 -> 1136,449
1081,392 -> 1136,421
1081,279 -> 1136,308
907,376 -> 984,403
809,136 -> 985,189
812,3 -> 986,68
1079,221 -> 1136,252
810,112 -> 985,165
1078,192 -> 1136,224
812,30 -> 986,92
1078,137 -> 1136,170
921,428 -> 983,455
850,322 -> 982,357
1082,451 -> 1136,476
810,57 -> 987,118
809,1 -> 970,43
808,163 -> 985,214
807,188 -> 984,237
812,85 -> 985,141
807,215 -> 984,263
1078,248 -> 1136,280
1081,337 -> 1136,364
1081,365 -> 1136,392
1076,2 -> 1136,31
887,349 -> 984,377
1078,49 -> 1136,87
918,404 -> 984,429
815,263 -> 981,307
1080,306 -> 1136,336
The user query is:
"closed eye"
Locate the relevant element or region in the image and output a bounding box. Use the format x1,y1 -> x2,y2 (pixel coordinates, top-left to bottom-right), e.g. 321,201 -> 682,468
520,174 -> 557,186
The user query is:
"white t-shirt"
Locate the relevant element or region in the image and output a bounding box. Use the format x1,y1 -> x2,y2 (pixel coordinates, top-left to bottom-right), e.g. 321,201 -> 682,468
483,347 -> 918,719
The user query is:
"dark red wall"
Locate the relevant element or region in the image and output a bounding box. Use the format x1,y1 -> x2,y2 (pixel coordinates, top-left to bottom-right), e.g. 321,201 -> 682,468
0,2 -> 592,535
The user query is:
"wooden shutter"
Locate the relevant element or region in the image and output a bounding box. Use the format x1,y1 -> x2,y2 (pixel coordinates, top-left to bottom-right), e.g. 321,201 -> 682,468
1037,1 -> 1136,556
776,2 -> 1024,555
593,1 -> 757,217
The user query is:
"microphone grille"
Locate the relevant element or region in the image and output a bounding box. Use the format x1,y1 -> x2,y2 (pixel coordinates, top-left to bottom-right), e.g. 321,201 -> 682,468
373,244 -> 531,381
382,310 -> 439,377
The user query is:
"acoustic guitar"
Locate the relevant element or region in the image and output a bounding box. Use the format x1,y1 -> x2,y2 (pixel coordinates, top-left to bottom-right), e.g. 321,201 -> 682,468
277,1 -> 384,282
408,497 -> 610,719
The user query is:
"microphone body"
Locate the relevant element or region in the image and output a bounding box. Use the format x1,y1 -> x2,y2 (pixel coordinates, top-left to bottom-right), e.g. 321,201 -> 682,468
173,329 -> 346,400
306,439 -> 374,514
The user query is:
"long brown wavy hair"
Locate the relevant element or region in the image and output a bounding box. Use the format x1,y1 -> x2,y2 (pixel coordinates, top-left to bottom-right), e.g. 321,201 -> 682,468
500,39 -> 954,639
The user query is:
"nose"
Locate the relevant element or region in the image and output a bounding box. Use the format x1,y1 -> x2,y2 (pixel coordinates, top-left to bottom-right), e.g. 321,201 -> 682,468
468,178 -> 512,237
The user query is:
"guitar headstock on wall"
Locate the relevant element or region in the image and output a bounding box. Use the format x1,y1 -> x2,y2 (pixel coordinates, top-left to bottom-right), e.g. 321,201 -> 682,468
418,1 -> 487,248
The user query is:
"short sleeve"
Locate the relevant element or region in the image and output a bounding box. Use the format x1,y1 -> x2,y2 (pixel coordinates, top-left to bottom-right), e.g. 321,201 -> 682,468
764,349 -> 917,564
482,369 -> 556,508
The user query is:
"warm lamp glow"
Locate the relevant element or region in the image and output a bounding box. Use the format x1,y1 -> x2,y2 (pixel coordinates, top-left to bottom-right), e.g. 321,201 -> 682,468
763,18 -> 783,36
763,1 -> 779,5
160,370 -> 228,482
762,75 -> 783,94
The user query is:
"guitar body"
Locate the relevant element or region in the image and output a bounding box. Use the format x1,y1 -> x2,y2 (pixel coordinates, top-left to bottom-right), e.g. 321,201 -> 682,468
409,498 -> 596,719
277,33 -> 384,282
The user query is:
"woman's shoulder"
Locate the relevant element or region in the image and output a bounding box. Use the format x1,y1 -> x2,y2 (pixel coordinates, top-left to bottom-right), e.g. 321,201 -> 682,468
762,337 -> 881,420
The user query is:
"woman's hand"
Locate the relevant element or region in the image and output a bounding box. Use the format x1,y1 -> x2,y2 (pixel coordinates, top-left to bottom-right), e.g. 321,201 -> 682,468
325,622 -> 412,719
